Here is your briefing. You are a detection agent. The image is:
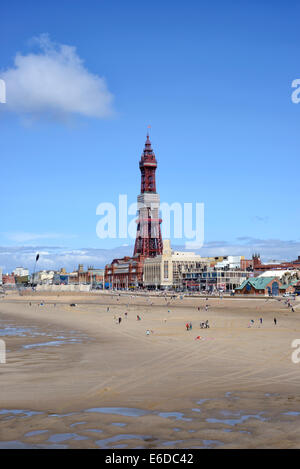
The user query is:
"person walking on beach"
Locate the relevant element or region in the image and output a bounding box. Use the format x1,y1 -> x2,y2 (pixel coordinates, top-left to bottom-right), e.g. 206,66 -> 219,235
259,317 -> 263,326
186,322 -> 190,331
274,317 -> 277,326
118,316 -> 122,324
189,321 -> 192,330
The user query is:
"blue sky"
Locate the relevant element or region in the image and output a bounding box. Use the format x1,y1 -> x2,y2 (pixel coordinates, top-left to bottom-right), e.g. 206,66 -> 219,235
1,0 -> 300,271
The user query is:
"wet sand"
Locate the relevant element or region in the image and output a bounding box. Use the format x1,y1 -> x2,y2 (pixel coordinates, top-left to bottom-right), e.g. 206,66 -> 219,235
0,292 -> 300,448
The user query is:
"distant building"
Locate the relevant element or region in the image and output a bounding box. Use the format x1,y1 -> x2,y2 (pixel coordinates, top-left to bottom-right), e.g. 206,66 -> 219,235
61,265 -> 105,286
253,254 -> 300,273
13,267 -> 29,277
88,267 -> 105,285
32,270 -> 55,285
293,282 -> 300,295
214,256 -> 244,270
77,265 -> 105,285
258,270 -> 300,284
240,258 -> 254,270
279,281 -> 299,294
2,274 -> 15,285
143,240 -> 210,289
182,268 -> 250,292
105,256 -> 144,289
143,240 -> 250,291
53,273 -> 69,285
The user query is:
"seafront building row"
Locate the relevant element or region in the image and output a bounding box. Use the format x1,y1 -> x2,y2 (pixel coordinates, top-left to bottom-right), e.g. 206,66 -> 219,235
0,247 -> 248,290
2,244 -> 300,295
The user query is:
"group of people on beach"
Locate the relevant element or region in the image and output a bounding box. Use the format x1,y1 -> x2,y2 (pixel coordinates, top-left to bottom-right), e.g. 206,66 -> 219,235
185,320 -> 209,331
200,320 -> 210,329
248,317 -> 277,327
285,299 -> 295,312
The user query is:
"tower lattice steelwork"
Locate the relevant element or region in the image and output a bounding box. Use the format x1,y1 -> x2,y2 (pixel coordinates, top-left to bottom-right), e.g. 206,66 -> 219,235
133,134 -> 163,258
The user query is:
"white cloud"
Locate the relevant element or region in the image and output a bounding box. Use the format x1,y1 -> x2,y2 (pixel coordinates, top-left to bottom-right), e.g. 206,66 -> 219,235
188,237 -> 300,262
4,232 -> 77,243
0,245 -> 133,273
2,34 -> 114,121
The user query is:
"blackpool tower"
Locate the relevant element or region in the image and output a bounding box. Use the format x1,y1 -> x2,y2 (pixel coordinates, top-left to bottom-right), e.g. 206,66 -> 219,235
133,134 -> 163,258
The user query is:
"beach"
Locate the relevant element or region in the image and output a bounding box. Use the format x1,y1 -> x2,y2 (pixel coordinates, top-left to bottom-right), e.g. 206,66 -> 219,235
0,291 -> 300,449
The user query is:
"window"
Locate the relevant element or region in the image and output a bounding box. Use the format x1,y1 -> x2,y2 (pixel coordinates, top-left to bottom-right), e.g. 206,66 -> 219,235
164,261 -> 169,279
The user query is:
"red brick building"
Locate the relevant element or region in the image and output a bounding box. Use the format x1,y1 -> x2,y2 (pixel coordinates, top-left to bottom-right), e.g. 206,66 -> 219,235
105,255 -> 144,289
253,254 -> 300,273
2,274 -> 15,285
236,276 -> 282,295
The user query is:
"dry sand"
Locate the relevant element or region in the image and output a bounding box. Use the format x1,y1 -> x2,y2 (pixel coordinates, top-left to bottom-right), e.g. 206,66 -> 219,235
0,291 -> 300,449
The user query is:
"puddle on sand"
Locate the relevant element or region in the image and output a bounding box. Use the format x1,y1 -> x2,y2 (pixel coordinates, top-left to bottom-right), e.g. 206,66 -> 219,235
1,399 -> 288,449
83,429 -> 103,434
24,430 -> 49,437
48,433 -> 89,443
220,410 -> 242,417
0,441 -> 35,449
0,440 -> 68,449
158,412 -> 192,422
196,399 -> 209,405
96,434 -> 150,449
0,319 -> 89,350
85,407 -> 148,417
0,326 -> 34,337
162,440 -> 184,446
0,409 -> 43,418
206,413 -> 267,426
23,340 -> 81,349
49,412 -> 77,418
85,407 -> 192,421
203,439 -> 223,447
22,336 -> 88,349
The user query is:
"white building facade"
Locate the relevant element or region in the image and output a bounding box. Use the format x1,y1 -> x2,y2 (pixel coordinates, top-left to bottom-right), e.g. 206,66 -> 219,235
143,240 -> 211,289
